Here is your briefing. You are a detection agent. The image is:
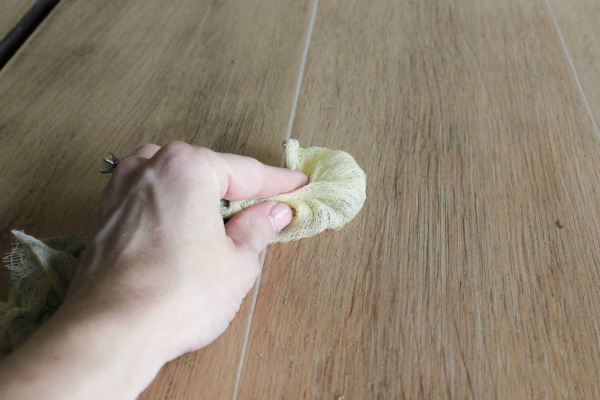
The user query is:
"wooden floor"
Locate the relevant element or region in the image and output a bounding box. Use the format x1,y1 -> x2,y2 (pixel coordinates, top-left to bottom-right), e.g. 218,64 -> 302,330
1,0 -> 600,398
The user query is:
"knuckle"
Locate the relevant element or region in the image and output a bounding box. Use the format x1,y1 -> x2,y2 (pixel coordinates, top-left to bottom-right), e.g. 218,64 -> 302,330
161,141 -> 192,158
154,141 -> 194,176
245,159 -> 268,191
246,157 -> 265,175
241,218 -> 272,253
111,157 -> 143,180
152,142 -> 221,186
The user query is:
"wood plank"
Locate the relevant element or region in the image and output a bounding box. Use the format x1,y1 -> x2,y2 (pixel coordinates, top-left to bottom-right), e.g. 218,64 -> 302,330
547,0 -> 600,139
237,0 -> 600,398
0,0 -> 37,39
0,0 -> 312,397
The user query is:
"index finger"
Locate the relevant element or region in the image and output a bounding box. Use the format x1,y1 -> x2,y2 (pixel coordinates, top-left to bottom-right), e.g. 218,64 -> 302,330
216,152 -> 308,201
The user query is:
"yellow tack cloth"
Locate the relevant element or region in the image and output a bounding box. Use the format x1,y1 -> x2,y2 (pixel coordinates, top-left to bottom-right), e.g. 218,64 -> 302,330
0,231 -> 86,353
221,139 -> 367,242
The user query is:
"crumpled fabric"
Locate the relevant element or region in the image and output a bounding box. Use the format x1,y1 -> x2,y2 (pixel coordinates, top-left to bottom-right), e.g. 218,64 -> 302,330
222,139 -> 367,242
0,232 -> 86,354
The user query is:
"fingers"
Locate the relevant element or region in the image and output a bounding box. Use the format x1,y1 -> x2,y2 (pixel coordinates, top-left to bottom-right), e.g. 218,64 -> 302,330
225,202 -> 292,254
102,140 -> 307,214
147,142 -> 308,201
217,153 -> 308,201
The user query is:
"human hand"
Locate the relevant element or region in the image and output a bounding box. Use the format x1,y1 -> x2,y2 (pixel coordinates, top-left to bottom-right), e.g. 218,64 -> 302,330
71,141 -> 307,356
0,141 -> 307,399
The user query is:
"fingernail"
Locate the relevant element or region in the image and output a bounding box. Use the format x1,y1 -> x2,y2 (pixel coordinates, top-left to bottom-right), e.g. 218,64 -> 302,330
268,203 -> 293,232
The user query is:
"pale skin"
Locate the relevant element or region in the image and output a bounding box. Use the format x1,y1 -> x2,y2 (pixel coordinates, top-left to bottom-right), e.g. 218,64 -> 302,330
0,141 -> 308,399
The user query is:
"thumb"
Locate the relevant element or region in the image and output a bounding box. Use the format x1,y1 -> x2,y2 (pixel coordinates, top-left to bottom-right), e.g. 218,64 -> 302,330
225,202 -> 293,253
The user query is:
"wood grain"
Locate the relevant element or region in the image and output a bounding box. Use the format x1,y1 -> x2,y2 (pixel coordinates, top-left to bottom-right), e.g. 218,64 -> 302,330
547,0 -> 600,139
3,0 -> 600,398
237,0 -> 600,398
0,0 -> 37,39
0,0 -> 312,398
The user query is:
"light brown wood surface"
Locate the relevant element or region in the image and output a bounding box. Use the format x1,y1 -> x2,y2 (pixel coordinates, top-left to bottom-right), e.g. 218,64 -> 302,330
1,0 -> 600,398
0,0 -> 37,39
239,0 -> 600,398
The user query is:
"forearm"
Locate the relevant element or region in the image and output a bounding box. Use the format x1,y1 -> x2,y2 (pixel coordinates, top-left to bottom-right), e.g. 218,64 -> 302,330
0,300 -> 165,399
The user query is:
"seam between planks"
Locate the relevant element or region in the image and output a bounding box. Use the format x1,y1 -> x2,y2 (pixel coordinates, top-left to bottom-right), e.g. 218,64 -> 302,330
285,0 -> 320,143
0,0 -> 61,70
543,0 -> 600,141
232,251 -> 266,400
231,1 -> 319,399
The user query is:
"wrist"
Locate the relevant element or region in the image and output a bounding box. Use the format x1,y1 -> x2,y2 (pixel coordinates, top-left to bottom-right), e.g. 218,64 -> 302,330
0,296 -> 167,399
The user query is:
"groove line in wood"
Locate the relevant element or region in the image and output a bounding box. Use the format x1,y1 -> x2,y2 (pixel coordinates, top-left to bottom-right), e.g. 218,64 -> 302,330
543,0 -> 600,141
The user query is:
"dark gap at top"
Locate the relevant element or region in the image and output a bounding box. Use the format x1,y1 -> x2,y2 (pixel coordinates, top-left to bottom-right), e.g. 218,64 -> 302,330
0,0 -> 61,71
